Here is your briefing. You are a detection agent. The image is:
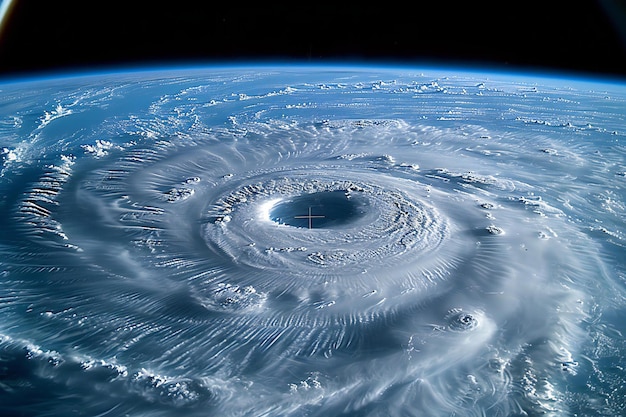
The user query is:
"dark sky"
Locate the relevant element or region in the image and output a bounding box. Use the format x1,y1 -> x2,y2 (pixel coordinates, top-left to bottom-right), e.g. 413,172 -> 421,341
1,1 -> 626,79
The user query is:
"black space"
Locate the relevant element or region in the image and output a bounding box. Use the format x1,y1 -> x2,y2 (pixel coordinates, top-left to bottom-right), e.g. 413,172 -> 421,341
1,1 -> 626,79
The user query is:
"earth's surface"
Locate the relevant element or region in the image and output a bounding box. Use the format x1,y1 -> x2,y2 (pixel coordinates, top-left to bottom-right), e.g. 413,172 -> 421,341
0,65 -> 625,416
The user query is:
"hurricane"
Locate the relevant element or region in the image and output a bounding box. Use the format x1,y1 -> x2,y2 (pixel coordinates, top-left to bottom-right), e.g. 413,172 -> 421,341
1,66 -> 625,416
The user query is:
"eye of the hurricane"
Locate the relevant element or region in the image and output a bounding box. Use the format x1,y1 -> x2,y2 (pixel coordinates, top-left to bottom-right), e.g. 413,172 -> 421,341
269,190 -> 366,229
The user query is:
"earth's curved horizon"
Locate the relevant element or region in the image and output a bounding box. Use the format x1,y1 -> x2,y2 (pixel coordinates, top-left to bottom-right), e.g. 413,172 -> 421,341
3,61 -> 626,87
0,63 -> 624,416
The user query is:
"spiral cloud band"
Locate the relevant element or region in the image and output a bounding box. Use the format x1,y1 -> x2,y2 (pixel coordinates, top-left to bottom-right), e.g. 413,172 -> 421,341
0,67 -> 625,416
